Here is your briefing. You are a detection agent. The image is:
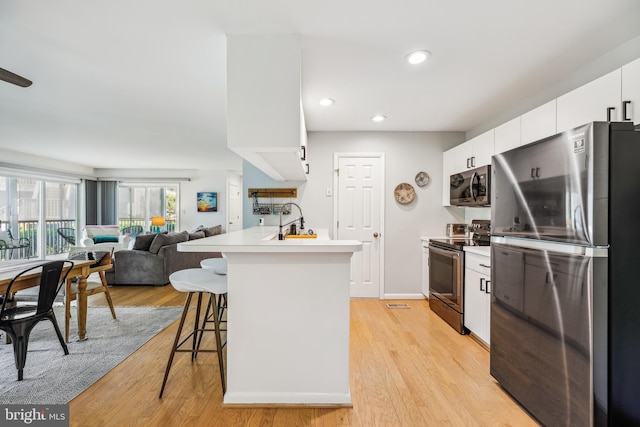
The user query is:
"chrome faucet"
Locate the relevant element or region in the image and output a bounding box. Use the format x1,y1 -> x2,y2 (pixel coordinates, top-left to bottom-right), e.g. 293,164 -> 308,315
278,202 -> 305,240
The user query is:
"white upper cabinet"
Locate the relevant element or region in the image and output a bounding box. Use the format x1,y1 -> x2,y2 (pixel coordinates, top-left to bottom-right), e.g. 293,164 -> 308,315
442,148 -> 457,206
494,117 -> 521,155
227,35 -> 307,181
469,129 -> 495,168
621,57 -> 640,125
520,100 -> 557,145
556,69 -> 622,133
451,129 -> 495,171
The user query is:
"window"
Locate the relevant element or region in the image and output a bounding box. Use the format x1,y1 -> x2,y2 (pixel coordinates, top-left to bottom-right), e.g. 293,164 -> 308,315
118,184 -> 178,232
0,174 -> 78,266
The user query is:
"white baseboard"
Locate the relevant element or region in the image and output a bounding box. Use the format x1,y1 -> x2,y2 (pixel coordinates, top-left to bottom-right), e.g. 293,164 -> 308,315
223,391 -> 352,406
383,293 -> 427,300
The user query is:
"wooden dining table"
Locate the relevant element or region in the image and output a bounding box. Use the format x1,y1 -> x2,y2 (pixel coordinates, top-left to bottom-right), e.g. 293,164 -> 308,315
0,259 -> 104,341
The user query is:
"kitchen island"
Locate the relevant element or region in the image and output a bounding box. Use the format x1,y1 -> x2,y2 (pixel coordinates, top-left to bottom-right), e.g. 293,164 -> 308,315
177,226 -> 362,405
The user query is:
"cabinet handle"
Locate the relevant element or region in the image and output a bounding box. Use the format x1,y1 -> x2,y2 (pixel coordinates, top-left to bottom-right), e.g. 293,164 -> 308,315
535,167 -> 540,178
466,157 -> 471,169
480,277 -> 485,292
479,263 -> 491,268
305,163 -> 309,174
531,168 -> 536,179
471,156 -> 476,168
623,101 -> 632,121
300,145 -> 306,161
485,280 -> 491,294
607,107 -> 615,122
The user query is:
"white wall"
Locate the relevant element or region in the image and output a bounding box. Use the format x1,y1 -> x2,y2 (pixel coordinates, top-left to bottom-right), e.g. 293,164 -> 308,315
300,131 -> 465,297
179,170 -> 240,233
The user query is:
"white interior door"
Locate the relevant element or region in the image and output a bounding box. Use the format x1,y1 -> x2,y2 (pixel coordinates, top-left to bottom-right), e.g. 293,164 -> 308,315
335,154 -> 384,298
227,182 -> 242,233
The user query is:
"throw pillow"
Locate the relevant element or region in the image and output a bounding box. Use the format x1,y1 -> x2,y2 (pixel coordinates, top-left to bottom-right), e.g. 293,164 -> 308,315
149,231 -> 189,254
203,225 -> 222,237
133,233 -> 157,251
93,235 -> 119,243
189,231 -> 205,240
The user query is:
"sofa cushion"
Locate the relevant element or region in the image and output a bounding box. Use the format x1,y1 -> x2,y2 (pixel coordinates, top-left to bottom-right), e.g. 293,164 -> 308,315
93,235 -> 119,243
149,231 -> 189,254
189,231 -> 205,240
84,225 -> 120,238
203,225 -> 222,237
133,233 -> 158,251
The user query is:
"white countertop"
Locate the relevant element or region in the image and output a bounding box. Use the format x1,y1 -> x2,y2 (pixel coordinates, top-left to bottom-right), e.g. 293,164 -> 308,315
178,226 -> 362,253
464,245 -> 491,256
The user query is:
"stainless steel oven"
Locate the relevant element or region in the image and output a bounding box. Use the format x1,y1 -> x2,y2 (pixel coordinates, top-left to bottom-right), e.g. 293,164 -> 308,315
428,241 -> 465,333
428,220 -> 491,334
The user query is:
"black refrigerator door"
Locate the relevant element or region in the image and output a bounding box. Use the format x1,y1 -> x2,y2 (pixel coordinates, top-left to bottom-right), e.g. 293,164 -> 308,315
490,242 -> 594,427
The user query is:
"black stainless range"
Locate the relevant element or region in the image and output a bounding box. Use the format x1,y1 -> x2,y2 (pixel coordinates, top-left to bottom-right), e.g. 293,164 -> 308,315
428,220 -> 490,333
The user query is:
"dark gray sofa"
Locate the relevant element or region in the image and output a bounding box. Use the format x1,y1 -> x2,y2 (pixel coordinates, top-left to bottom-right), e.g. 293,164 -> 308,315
106,226 -> 222,286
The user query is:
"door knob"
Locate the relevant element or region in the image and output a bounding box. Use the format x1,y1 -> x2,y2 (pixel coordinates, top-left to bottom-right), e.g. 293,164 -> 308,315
373,232 -> 379,238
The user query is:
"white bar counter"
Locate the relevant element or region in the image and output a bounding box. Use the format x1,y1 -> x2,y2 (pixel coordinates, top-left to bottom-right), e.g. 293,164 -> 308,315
178,227 -> 362,406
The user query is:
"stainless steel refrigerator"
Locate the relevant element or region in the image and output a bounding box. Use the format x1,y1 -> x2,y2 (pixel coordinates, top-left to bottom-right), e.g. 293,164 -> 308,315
490,121 -> 640,426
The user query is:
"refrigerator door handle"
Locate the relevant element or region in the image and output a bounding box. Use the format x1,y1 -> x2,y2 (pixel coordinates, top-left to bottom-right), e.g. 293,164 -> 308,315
491,235 -> 608,257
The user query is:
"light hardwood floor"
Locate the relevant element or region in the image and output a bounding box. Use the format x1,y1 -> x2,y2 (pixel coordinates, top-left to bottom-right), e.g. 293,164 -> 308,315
70,286 -> 538,426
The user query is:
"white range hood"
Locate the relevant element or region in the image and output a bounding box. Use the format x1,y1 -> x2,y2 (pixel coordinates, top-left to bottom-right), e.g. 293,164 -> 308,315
227,34 -> 307,181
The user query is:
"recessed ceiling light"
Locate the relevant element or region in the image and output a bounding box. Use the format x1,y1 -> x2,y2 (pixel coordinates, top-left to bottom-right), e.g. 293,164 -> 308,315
406,50 -> 431,65
371,115 -> 386,122
318,98 -> 335,106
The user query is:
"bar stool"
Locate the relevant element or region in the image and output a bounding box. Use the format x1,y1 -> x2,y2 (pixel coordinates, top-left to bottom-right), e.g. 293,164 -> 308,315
159,268 -> 227,398
200,257 -> 227,275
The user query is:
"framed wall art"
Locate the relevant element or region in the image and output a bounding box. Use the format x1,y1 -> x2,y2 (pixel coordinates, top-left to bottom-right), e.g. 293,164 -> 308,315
197,192 -> 217,212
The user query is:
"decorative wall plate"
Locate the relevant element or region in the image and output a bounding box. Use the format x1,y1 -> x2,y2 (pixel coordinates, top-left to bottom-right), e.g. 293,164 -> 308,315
415,171 -> 430,187
394,183 -> 416,204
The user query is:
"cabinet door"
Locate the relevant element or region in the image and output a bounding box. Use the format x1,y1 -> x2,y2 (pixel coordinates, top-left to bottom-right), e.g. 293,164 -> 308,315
622,57 -> 640,125
556,69 -> 622,132
469,129 -> 495,167
494,117 -> 521,155
521,100 -> 557,145
453,141 -> 473,171
464,268 -> 489,344
442,148 -> 458,206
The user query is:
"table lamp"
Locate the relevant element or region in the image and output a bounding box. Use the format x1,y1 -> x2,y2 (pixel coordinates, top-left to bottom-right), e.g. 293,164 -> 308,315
151,216 -> 166,233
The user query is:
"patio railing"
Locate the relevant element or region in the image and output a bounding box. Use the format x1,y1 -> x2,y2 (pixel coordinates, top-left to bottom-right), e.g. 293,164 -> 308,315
7,218 -> 176,259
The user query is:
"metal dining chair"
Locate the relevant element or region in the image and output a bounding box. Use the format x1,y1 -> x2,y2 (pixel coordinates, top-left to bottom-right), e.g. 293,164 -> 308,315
0,260 -> 73,380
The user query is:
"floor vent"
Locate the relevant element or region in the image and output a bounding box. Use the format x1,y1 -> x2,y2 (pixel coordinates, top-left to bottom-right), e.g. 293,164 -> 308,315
386,303 -> 410,309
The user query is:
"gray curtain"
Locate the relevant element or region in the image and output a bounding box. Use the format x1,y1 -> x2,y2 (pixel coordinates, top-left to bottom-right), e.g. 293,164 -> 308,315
85,180 -> 98,224
99,181 -> 118,225
85,179 -> 118,225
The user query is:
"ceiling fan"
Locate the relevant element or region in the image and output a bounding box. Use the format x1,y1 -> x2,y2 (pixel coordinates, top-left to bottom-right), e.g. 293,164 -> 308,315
0,67 -> 32,87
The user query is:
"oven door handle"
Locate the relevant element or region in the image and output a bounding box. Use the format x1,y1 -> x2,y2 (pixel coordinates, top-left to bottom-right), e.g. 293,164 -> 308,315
428,245 -> 461,258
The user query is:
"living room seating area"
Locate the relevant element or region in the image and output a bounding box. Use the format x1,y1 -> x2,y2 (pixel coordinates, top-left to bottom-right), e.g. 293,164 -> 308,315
80,225 -> 132,252
105,225 -> 223,286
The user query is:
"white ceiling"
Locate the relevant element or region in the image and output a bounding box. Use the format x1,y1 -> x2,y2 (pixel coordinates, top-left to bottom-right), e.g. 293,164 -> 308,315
1,0 -> 640,172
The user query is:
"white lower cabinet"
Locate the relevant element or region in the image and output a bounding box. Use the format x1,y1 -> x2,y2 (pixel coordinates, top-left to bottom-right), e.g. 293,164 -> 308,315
464,251 -> 491,346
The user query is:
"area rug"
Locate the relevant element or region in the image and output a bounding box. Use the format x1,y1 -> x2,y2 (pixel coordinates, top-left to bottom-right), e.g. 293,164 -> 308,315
0,306 -> 182,404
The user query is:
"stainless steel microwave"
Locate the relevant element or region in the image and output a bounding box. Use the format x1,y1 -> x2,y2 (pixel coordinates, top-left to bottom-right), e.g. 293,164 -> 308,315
450,165 -> 491,207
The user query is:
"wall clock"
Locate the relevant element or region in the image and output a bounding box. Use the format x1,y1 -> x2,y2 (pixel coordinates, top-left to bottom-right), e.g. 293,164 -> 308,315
394,183 -> 416,205
415,171 -> 430,187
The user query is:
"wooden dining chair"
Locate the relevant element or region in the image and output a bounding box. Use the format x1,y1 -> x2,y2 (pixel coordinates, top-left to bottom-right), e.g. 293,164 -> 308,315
64,248 -> 116,342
